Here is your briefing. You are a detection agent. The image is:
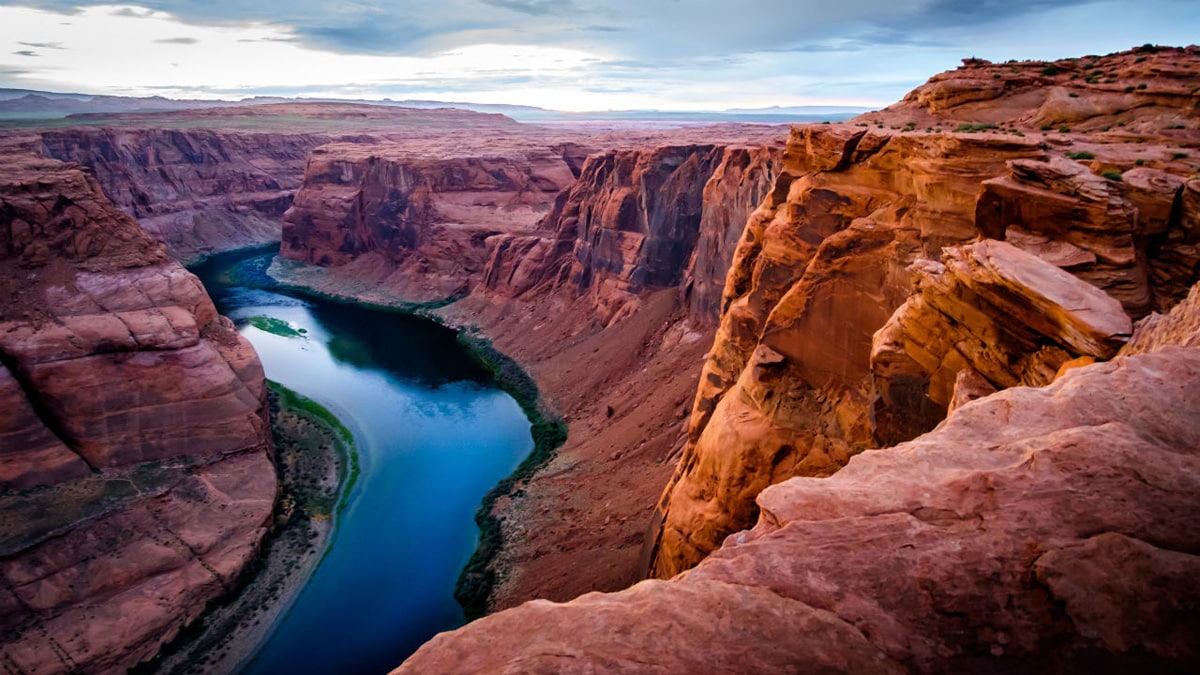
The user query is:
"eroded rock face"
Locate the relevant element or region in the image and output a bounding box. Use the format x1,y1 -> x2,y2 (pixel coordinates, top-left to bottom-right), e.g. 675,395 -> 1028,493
0,452 -> 275,674
481,143 -> 784,326
0,147 -> 274,672
398,345 -> 1200,673
1122,282 -> 1200,355
41,128 -> 329,262
976,156 -> 1149,315
649,46 -> 1200,577
871,239 -> 1132,444
649,127 -> 1048,576
280,142 -> 579,303
683,145 -> 782,325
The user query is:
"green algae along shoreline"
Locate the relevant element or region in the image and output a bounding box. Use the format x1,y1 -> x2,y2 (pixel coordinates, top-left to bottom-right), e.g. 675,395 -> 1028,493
228,245 -> 567,621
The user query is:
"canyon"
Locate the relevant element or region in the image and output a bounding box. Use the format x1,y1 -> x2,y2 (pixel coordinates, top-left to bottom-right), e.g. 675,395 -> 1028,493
0,103 -> 789,670
0,137 -> 274,673
395,45 -> 1200,670
0,43 -> 1197,673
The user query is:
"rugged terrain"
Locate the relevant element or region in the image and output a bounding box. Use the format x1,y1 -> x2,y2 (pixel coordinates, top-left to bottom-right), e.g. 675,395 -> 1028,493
650,44 -> 1200,576
30,103 -> 557,264
388,45 -> 1200,671
0,137 -> 275,673
398,293 -> 1200,672
273,128 -> 785,610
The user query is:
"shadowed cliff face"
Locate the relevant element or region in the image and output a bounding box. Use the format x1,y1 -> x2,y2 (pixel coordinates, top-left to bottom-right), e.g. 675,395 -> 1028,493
684,145 -> 783,325
0,140 -> 275,673
649,45 -> 1200,577
278,141 -> 581,303
40,128 -> 330,263
481,144 -> 783,326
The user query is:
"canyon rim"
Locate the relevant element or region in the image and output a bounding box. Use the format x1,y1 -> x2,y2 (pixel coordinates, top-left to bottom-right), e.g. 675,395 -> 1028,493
0,9 -> 1198,672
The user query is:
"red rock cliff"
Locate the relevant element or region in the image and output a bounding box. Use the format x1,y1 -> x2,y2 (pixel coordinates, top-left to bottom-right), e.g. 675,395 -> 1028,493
397,301 -> 1200,671
0,139 -> 276,673
483,145 -> 737,324
649,46 -> 1200,577
279,141 -> 580,302
269,125 -> 786,612
394,47 -> 1200,673
439,140 -> 782,610
40,128 -> 329,263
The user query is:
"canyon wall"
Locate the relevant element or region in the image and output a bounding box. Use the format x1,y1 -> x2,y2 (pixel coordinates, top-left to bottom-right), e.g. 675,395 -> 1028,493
451,141 -> 783,611
279,141 -> 580,302
649,45 -> 1200,577
480,144 -> 783,325
396,47 -> 1200,671
272,131 -> 783,611
40,128 -> 329,263
396,295 -> 1200,671
0,140 -> 276,673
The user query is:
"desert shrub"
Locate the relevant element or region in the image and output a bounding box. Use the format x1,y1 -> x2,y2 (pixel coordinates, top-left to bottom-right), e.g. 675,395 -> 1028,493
955,123 -> 997,133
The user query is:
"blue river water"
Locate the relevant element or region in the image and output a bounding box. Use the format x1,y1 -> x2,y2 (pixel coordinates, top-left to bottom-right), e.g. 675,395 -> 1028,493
192,250 -> 532,674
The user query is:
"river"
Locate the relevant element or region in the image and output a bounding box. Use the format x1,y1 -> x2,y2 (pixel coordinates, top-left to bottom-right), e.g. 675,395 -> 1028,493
192,249 -> 533,674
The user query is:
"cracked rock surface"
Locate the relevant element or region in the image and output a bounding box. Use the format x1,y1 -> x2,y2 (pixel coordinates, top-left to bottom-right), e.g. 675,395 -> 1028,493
0,142 -> 275,673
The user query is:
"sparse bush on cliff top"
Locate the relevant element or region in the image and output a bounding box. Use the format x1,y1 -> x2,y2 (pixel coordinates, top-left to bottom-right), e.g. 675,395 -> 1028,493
1067,151 -> 1096,160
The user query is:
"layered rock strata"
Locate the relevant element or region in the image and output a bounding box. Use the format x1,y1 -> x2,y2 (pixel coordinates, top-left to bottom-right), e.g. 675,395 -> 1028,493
271,133 -> 783,610
0,147 -> 275,672
408,255 -> 1200,674
398,304 -> 1200,671
40,128 -> 329,263
650,46 -> 1200,577
280,142 -> 579,302
481,144 -> 781,325
871,239 -> 1132,444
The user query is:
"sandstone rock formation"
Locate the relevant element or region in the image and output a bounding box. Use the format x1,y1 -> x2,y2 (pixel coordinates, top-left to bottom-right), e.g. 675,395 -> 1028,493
649,46 -> 1200,577
280,141 -> 580,303
36,103 -> 539,265
683,145 -> 782,325
41,128 -> 329,263
269,128 -> 785,612
398,332 -> 1200,673
871,239 -> 1132,444
482,144 -> 736,324
0,144 -> 275,672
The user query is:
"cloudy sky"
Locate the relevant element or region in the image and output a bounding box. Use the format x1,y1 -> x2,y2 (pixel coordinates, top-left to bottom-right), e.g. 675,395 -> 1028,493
1,1 -> 1196,111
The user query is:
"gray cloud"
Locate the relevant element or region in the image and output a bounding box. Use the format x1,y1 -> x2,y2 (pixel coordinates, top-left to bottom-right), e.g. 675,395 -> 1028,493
3,0 -> 1197,108
155,36 -> 198,44
5,0 -> 1145,59
479,0 -> 574,16
18,40 -> 66,49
